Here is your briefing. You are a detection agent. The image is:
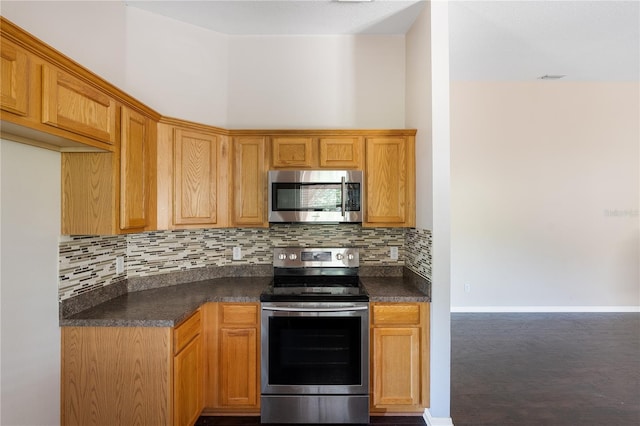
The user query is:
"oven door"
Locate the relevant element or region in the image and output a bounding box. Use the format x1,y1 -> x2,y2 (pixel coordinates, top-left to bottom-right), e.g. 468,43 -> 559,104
261,302 -> 369,395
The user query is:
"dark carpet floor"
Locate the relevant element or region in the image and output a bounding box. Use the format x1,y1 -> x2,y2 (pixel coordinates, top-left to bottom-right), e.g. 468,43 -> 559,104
451,313 -> 640,426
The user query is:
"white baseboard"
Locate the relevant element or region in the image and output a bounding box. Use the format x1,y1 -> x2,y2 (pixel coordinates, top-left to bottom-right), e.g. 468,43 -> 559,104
424,409 -> 454,426
451,306 -> 640,313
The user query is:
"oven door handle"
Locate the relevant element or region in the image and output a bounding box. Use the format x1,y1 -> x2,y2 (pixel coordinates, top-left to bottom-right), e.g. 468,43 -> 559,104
262,306 -> 368,313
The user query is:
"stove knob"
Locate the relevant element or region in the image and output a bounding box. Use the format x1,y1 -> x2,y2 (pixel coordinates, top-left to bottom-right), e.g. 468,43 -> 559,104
288,253 -> 298,260
347,254 -> 355,260
278,253 -> 287,260
336,253 -> 344,260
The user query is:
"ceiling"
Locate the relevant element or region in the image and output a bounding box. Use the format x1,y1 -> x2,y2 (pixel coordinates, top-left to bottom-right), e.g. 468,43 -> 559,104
125,0 -> 426,35
125,0 -> 639,81
449,1 -> 639,81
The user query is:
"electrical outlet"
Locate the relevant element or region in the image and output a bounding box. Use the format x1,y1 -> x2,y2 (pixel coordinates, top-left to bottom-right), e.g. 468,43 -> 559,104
464,283 -> 471,293
390,246 -> 399,260
232,246 -> 242,261
116,256 -> 125,274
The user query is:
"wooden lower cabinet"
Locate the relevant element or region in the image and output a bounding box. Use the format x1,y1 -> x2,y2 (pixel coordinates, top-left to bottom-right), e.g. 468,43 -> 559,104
61,301 -> 429,424
370,302 -> 430,413
61,310 -> 203,426
202,302 -> 260,414
174,335 -> 203,426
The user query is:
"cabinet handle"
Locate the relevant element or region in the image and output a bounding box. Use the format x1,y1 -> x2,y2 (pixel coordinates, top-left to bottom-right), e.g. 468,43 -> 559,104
341,176 -> 346,217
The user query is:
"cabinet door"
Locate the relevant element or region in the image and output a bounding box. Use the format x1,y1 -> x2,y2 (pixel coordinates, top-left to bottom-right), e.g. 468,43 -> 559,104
319,136 -> 363,169
174,335 -> 204,426
0,39 -> 29,116
271,136 -> 314,168
365,136 -> 415,226
41,65 -> 117,144
61,327 -> 172,426
120,107 -> 147,230
219,327 -> 258,407
232,136 -> 267,226
370,302 -> 429,412
61,152 -> 115,235
173,129 -> 220,226
372,327 -> 421,407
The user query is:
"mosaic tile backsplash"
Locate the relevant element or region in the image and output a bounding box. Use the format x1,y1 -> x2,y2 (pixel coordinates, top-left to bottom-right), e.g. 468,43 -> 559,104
405,228 -> 432,280
59,224 -> 432,301
59,235 -> 127,300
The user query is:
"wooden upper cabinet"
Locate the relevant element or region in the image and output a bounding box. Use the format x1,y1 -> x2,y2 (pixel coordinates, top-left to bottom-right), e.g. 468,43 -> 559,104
42,64 -> 117,145
271,136 -> 314,168
232,136 -> 267,227
364,136 -> 416,227
174,129 -> 219,226
0,39 -> 29,116
61,152 -> 114,235
319,136 -> 363,169
119,107 -> 147,230
61,107 -> 154,235
155,121 -> 230,230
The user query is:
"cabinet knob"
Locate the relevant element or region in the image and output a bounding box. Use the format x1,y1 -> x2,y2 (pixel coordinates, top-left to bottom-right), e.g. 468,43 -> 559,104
289,254 -> 298,260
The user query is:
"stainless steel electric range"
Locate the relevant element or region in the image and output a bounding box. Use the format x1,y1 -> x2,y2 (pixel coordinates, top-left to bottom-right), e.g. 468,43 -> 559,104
260,247 -> 370,424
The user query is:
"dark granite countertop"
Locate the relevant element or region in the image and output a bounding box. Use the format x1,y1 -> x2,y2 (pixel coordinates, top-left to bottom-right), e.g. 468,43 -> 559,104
360,276 -> 430,303
60,276 -> 272,327
60,271 -> 430,328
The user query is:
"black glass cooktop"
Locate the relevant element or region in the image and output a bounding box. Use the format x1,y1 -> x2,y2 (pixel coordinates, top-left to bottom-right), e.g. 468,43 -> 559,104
260,268 -> 369,302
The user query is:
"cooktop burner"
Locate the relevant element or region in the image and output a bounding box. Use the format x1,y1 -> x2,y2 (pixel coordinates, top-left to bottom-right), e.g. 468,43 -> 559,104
260,247 -> 369,302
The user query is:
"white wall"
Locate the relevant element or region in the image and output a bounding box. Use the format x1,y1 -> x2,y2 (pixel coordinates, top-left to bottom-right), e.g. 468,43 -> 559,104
2,2 -> 406,130
405,2 -> 432,230
1,1 -> 230,127
1,1 -> 128,88
406,2 -> 452,423
227,35 -> 405,129
124,6 -> 229,125
451,81 -> 640,311
0,139 -> 61,426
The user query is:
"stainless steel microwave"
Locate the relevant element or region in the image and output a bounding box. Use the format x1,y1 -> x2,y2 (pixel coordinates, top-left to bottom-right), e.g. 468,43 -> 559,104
268,170 -> 363,223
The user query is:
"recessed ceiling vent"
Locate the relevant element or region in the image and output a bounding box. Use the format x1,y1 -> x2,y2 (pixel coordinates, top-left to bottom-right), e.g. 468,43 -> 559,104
538,74 -> 566,80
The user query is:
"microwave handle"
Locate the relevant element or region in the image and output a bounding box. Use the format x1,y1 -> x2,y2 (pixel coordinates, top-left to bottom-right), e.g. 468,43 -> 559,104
341,176 -> 346,217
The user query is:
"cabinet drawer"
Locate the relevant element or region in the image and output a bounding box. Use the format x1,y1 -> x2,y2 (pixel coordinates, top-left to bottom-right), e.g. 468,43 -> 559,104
174,310 -> 201,354
221,303 -> 258,326
372,303 -> 421,326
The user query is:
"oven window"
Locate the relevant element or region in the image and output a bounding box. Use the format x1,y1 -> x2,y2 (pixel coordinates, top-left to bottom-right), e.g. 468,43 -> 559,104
268,316 -> 362,385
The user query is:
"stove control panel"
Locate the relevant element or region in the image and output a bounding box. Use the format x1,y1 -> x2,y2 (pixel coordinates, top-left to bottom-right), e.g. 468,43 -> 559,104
273,247 -> 359,268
